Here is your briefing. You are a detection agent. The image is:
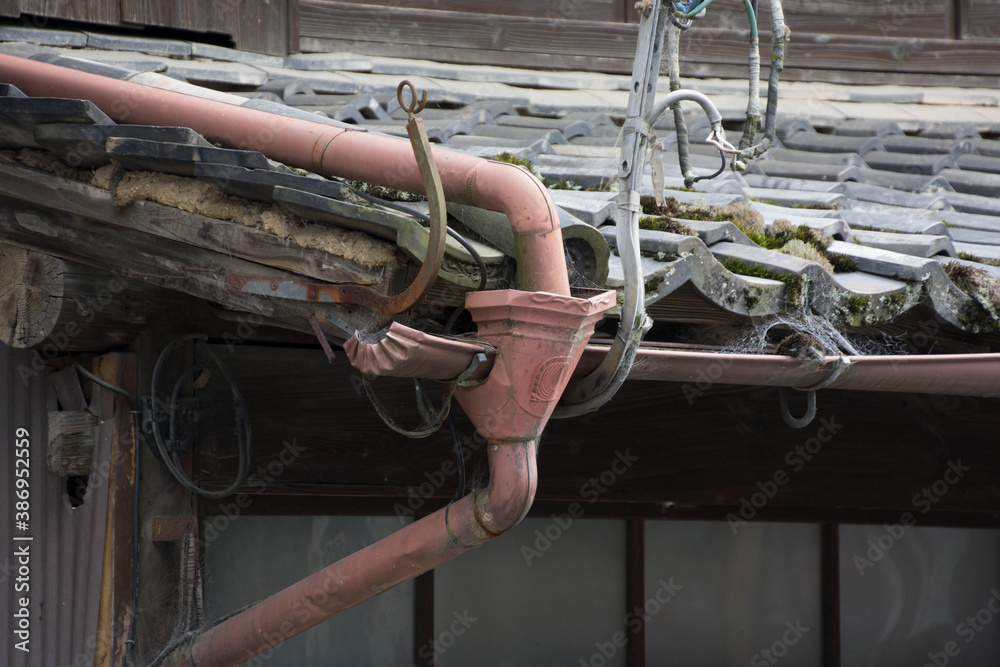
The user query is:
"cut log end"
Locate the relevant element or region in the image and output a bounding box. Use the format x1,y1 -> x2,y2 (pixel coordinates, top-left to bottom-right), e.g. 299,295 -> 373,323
0,243 -> 64,348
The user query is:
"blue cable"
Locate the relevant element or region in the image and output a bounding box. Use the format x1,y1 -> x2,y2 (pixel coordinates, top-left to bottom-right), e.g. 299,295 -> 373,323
677,0 -> 757,38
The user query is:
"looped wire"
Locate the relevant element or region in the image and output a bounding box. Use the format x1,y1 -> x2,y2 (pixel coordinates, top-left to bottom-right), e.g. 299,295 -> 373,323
363,352 -> 488,438
777,356 -> 851,428
778,387 -> 815,429
396,79 -> 428,117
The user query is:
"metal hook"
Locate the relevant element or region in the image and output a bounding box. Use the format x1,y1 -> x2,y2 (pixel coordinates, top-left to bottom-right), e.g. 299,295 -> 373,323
396,79 -> 427,118
778,387 -> 816,429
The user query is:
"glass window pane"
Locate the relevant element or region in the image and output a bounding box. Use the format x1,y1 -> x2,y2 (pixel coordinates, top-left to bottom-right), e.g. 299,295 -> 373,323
204,515 -> 414,666
433,517 -> 627,666
840,525 -> 1000,666
645,521 -> 822,667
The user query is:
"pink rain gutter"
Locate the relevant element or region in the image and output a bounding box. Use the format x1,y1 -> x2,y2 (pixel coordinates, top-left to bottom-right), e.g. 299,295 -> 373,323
0,53 -> 569,296
344,330 -> 1000,398
599,347 -> 1000,397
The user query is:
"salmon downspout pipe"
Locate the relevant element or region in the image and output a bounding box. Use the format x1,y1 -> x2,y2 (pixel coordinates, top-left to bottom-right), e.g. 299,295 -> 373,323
0,53 -> 570,296
0,54 -> 593,665
164,441 -> 538,667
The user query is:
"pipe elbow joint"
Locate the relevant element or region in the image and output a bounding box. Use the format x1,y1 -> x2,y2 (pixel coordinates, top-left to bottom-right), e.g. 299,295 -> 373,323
474,468 -> 536,538
473,160 -> 560,237
449,439 -> 537,544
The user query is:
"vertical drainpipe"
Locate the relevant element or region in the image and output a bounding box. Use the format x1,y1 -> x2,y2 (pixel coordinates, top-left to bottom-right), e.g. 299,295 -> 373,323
163,289 -> 614,667
0,53 -> 618,665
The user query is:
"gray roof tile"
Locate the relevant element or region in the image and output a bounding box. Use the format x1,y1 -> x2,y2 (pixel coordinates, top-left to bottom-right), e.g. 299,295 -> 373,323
0,96 -> 113,149
850,229 -> 956,258
856,169 -> 954,193
918,123 -> 980,140
947,227 -> 1000,246
827,240 -> 942,282
955,154 -> 1000,175
836,210 -> 950,237
830,271 -> 908,295
754,160 -> 863,183
188,43 -> 286,68
971,138 -> 1000,158
783,131 -> 884,155
282,52 -> 373,72
862,151 -> 956,175
0,26 -> 87,47
832,119 -> 903,137
83,32 -> 191,58
953,242 -> 1000,261
5,26 -> 1000,339
879,135 -> 977,156
938,169 -> 1000,197
164,60 -> 268,87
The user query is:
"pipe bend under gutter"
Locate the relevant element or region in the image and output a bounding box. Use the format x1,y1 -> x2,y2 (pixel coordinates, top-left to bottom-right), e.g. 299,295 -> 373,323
320,130 -> 568,294
171,441 -> 536,667
0,53 -> 570,296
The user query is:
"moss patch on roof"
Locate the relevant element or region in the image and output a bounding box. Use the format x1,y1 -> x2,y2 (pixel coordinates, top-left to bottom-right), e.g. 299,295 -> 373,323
343,179 -> 426,203
638,216 -> 696,236
957,252 -> 1000,269
943,261 -> 1000,332
722,257 -> 804,305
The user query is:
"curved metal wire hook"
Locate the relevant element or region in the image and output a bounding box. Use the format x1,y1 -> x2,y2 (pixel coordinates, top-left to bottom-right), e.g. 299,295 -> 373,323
396,79 -> 428,118
777,356 -> 851,429
778,387 -> 816,429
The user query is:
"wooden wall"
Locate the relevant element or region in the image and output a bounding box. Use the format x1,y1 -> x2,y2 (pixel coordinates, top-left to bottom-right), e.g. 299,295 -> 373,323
298,0 -> 1000,86
196,345 -> 1000,528
0,0 -> 297,55
3,0 -> 997,83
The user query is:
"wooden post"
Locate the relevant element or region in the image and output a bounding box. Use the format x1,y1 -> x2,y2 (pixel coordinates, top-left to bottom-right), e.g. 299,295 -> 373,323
90,353 -> 138,667
47,410 -> 99,476
626,518 -> 645,667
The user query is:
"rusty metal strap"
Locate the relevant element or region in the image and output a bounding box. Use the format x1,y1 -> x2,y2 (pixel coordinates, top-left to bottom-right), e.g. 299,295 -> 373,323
224,81 -> 447,316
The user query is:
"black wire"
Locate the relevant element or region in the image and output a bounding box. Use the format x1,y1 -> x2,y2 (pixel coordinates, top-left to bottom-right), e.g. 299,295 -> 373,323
149,334 -> 252,499
74,361 -> 135,403
347,184 -> 488,292
447,413 -> 466,502
692,149 -> 728,183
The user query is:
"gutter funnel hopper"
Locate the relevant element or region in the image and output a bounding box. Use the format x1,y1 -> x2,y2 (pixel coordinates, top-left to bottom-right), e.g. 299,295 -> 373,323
455,287 -> 616,442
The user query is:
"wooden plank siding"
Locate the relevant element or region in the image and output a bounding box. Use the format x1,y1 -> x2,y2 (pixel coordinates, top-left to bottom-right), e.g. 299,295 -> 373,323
352,0 -> 626,22
195,345 -> 1000,524
121,0 -> 236,34
695,0 -> 952,39
961,0 -> 1000,40
299,0 -> 1000,85
0,0 -> 293,54
17,0 -> 120,25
